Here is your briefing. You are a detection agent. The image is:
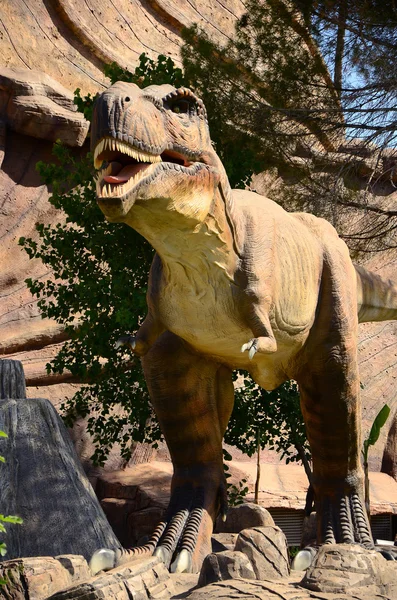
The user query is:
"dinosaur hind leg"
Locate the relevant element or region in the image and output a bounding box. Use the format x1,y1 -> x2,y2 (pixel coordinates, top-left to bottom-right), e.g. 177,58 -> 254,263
294,257 -> 373,548
140,331 -> 234,573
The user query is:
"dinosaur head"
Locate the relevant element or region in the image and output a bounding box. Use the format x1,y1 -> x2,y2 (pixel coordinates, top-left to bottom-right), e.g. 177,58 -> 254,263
91,82 -> 226,225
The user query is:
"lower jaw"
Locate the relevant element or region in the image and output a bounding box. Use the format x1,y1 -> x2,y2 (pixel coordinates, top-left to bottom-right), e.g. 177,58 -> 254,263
97,194 -> 135,221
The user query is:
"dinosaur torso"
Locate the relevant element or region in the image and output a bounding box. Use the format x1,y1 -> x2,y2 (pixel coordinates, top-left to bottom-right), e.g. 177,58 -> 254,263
122,172 -> 341,389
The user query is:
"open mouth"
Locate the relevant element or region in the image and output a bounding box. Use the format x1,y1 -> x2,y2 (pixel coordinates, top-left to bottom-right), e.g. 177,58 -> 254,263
94,137 -> 194,198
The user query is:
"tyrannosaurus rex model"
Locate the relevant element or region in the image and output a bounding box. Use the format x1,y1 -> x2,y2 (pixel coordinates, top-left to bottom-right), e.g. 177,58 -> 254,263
90,82 -> 397,574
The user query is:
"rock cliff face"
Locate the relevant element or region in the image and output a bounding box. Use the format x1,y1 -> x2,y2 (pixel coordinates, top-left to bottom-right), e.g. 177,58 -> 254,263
0,0 -> 396,473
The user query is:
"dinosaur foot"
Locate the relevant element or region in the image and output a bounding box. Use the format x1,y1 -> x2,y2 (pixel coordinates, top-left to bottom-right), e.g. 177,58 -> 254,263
241,336 -> 277,360
90,464 -> 226,575
89,522 -> 165,574
154,467 -> 227,573
317,490 -> 373,548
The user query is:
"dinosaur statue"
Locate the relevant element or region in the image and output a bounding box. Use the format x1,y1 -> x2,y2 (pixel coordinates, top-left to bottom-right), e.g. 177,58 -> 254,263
90,82 -> 397,574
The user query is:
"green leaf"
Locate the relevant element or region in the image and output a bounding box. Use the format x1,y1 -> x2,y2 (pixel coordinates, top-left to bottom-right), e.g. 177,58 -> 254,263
0,431 -> 7,438
367,404 -> 390,448
0,515 -> 23,525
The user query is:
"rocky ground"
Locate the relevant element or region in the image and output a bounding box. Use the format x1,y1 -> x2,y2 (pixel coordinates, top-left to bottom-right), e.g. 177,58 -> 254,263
1,535 -> 396,600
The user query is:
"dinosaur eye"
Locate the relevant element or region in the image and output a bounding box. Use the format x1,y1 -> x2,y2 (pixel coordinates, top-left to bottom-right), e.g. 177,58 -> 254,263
171,99 -> 195,115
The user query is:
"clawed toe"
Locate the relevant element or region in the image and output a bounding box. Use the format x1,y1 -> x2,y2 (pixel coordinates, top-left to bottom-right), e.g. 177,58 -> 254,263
170,549 -> 192,573
153,545 -> 172,566
89,548 -> 117,575
241,339 -> 258,360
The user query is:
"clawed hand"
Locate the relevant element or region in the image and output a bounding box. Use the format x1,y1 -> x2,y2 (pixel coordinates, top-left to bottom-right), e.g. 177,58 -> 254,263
241,338 -> 258,360
115,335 -> 136,351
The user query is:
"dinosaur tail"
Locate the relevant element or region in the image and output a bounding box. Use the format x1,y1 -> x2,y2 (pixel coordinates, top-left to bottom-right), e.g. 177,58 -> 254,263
355,264 -> 397,323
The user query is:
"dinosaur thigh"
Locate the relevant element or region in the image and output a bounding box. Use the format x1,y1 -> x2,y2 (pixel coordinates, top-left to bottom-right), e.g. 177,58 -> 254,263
140,331 -> 234,573
291,252 -> 373,546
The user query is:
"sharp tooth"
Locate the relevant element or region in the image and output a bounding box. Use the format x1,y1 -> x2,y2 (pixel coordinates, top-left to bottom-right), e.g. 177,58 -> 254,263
98,136 -> 162,165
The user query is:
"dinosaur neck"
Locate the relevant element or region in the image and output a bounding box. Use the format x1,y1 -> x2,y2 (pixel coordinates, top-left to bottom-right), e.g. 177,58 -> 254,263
128,184 -> 239,282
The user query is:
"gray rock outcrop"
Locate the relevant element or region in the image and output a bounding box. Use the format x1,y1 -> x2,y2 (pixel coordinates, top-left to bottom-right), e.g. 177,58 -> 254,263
0,361 -> 120,561
301,543 -> 397,596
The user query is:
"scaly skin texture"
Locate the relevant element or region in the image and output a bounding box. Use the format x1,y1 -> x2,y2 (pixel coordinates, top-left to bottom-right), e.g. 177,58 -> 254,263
91,82 -> 397,573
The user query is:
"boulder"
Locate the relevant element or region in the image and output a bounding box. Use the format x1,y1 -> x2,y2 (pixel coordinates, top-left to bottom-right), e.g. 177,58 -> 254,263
48,556 -> 174,600
0,555 -> 90,600
197,551 -> 255,587
0,67 -> 89,147
96,463 -> 171,545
127,506 -> 166,546
0,377 -> 120,561
235,526 -> 290,580
301,544 -> 397,596
211,533 -> 238,552
215,503 -> 274,534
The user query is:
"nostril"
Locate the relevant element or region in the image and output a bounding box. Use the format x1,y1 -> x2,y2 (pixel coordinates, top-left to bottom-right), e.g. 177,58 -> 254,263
125,96 -> 130,103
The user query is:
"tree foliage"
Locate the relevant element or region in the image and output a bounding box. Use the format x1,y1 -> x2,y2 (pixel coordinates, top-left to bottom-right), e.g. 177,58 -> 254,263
180,0 -> 397,253
181,2 -> 336,188
227,374 -> 311,469
362,403 -> 390,516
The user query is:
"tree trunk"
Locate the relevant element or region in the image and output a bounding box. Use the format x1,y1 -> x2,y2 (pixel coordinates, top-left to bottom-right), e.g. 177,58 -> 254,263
254,431 -> 260,504
334,0 -> 347,97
